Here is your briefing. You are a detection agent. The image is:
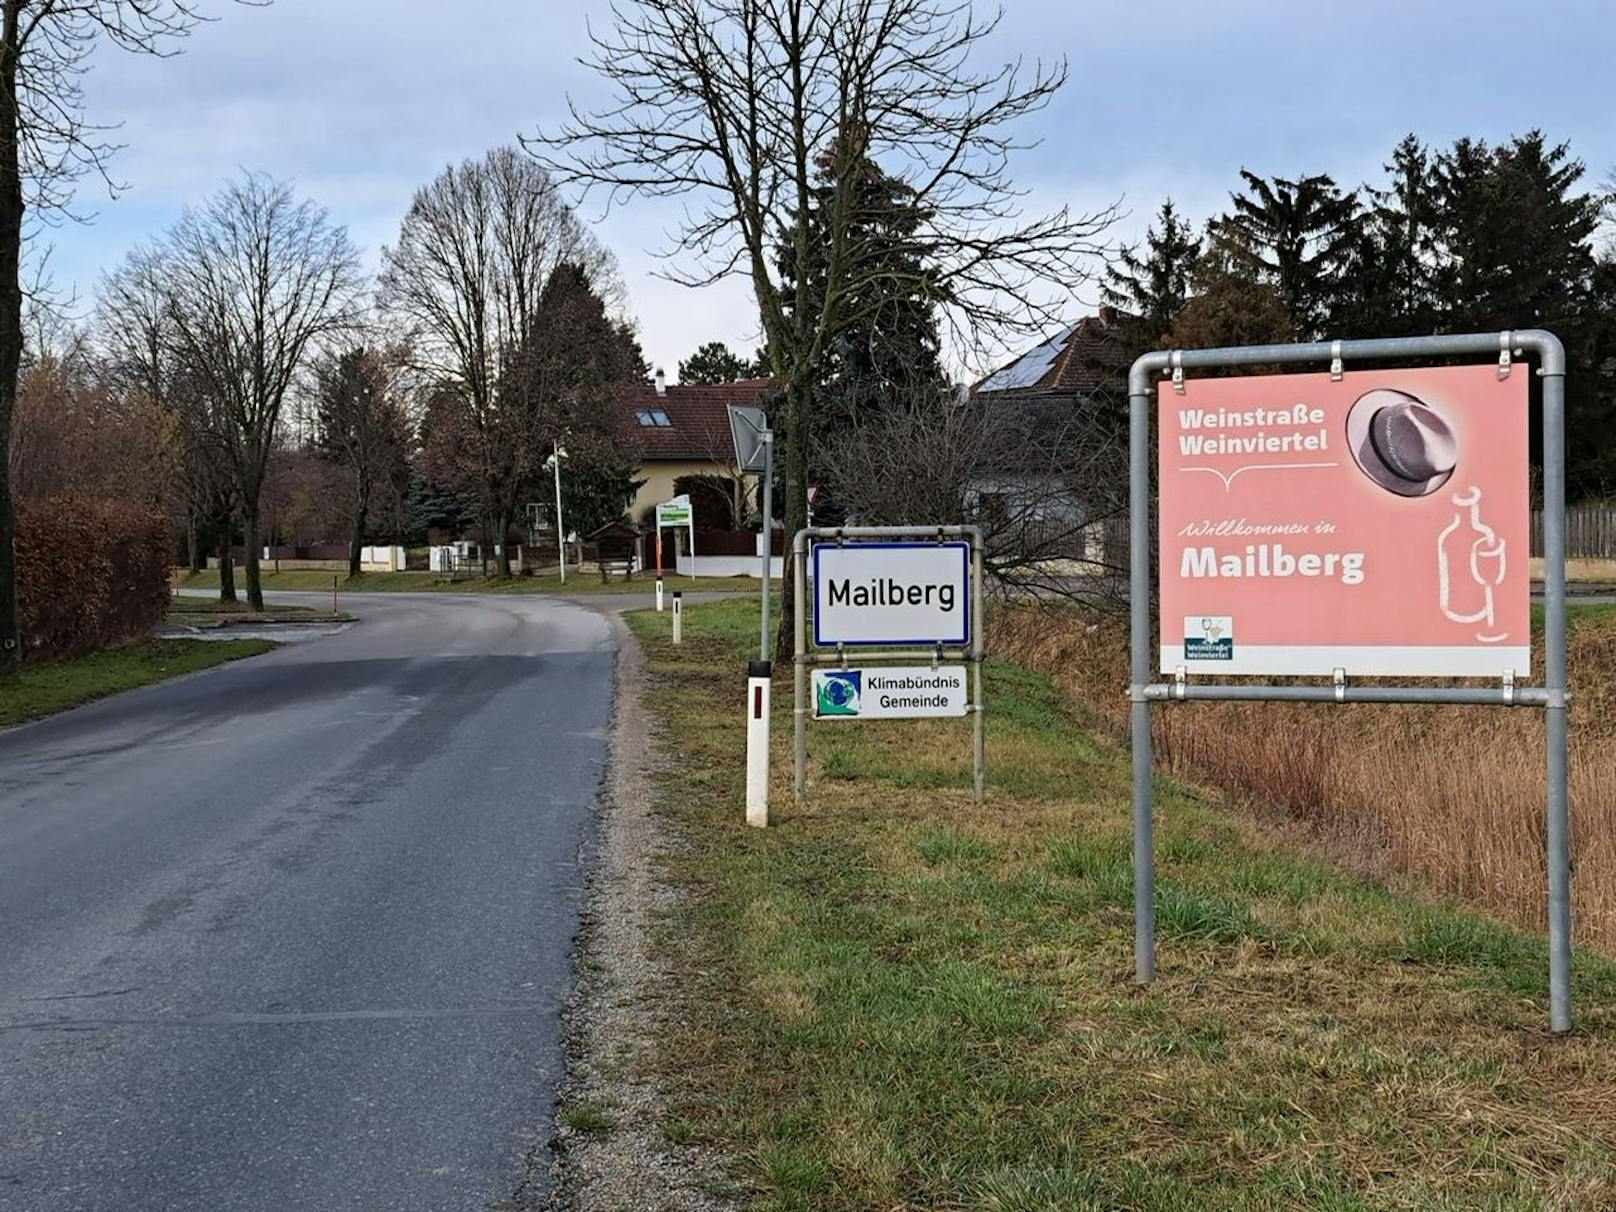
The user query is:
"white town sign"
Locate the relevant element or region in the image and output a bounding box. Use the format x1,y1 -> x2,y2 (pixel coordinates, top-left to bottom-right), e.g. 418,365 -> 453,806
811,540 -> 971,647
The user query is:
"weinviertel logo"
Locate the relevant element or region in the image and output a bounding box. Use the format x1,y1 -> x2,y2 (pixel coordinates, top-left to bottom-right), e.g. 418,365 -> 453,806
1184,615 -> 1234,661
816,670 -> 862,717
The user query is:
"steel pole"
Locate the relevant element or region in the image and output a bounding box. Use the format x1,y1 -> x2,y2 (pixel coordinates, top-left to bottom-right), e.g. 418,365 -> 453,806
553,452 -> 566,585
972,537 -> 985,804
760,432 -> 774,662
1128,363 -> 1155,985
793,534 -> 808,801
1539,336 -> 1572,1033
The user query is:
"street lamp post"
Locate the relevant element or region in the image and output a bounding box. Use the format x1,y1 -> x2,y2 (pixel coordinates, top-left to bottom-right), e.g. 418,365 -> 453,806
546,444 -> 569,584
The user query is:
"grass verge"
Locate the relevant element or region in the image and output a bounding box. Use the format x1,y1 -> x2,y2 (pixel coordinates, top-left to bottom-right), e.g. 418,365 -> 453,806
175,568 -> 760,596
0,638 -> 275,728
164,597 -> 344,626
625,597 -> 1616,1211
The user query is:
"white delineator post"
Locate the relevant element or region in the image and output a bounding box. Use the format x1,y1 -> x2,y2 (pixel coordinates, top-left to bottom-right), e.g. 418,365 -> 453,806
746,659 -> 771,827
656,577 -> 665,613
671,591 -> 683,644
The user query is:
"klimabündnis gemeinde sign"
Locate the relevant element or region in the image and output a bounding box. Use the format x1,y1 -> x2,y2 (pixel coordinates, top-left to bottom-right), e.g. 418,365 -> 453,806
811,541 -> 970,647
812,665 -> 969,720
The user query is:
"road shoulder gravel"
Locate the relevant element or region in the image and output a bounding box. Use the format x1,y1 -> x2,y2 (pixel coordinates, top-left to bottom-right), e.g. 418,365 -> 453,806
542,607 -> 740,1212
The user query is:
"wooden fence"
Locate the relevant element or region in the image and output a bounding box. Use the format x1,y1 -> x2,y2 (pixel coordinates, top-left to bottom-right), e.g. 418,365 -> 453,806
1532,506 -> 1616,559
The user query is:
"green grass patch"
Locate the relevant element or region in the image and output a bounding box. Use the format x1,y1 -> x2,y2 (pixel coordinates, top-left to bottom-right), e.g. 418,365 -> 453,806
559,1103 -> 615,1135
0,638 -> 275,727
176,568 -> 761,596
624,598 -> 1616,1211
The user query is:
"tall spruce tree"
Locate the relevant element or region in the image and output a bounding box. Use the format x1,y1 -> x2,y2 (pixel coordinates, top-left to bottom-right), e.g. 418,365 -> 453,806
1434,132 -> 1601,333
1216,170 -> 1362,340
503,262 -> 648,539
1102,198 -> 1201,352
777,147 -> 947,438
1368,134 -> 1443,333
678,342 -> 760,385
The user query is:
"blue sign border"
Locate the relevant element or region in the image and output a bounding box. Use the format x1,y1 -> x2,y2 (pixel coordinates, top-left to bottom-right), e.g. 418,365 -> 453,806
812,541 -> 971,648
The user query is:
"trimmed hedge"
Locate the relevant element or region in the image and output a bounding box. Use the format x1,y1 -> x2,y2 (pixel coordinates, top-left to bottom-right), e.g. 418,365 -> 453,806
15,497 -> 173,660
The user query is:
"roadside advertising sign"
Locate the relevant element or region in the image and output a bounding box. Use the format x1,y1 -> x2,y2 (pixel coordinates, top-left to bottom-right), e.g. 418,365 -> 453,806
812,665 -> 969,720
656,497 -> 693,527
811,541 -> 970,647
1158,364 -> 1529,677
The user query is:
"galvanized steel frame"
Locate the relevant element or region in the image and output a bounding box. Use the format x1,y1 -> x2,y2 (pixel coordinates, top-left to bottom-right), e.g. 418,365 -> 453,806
793,526 -> 986,804
1128,330 -> 1572,1031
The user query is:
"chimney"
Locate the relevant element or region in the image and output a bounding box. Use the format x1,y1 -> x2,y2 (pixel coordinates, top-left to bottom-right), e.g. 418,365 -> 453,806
654,368 -> 667,397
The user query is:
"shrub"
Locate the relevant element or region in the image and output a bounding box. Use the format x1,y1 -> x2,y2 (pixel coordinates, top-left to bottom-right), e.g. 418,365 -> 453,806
15,496 -> 173,661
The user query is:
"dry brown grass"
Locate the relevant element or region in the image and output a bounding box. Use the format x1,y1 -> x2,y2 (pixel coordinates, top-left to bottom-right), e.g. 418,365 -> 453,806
995,603 -> 1616,954
626,600 -> 1616,1209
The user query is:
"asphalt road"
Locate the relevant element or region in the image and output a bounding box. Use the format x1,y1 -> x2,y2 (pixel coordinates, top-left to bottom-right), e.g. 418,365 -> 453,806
0,593 -> 617,1210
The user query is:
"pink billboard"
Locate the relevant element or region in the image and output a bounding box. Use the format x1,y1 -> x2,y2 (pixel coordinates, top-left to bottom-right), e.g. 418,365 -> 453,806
1158,364 -> 1529,677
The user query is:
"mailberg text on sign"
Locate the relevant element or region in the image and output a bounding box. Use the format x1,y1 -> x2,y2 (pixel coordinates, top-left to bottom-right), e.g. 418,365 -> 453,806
813,666 -> 969,720
812,541 -> 970,647
1158,365 -> 1529,678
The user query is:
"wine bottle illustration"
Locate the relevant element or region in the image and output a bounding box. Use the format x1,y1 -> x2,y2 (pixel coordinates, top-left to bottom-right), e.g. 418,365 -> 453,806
1436,486 -> 1507,642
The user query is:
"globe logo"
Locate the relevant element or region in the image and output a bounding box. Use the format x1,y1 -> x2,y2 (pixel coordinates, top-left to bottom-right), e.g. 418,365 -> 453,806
816,671 -> 862,717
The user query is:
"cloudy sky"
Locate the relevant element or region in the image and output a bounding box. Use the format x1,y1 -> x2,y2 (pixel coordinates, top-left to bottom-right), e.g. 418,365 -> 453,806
53,0 -> 1615,379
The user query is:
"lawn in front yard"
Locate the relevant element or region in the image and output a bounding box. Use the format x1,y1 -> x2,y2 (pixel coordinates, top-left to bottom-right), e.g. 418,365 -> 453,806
620,597 -> 1616,1211
0,638 -> 275,728
175,568 -> 761,596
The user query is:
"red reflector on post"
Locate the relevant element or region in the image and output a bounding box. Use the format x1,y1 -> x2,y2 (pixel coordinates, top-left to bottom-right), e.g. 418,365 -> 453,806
753,685 -> 763,719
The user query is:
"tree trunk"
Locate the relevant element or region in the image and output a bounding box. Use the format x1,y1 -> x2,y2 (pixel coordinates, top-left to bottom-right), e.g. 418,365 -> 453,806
217,517 -> 238,604
243,500 -> 263,611
348,502 -> 366,578
774,378 -> 811,666
479,514 -> 491,577
187,514 -> 203,574
0,5 -> 24,675
496,508 -> 513,578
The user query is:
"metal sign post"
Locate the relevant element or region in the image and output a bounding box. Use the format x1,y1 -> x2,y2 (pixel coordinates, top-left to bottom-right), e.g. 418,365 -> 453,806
727,404 -> 775,663
546,444 -> 569,584
793,526 -> 986,804
1127,330 -> 1571,1032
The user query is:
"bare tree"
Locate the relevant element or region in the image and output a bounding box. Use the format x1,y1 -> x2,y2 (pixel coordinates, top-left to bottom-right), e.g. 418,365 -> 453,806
821,389 -> 1130,606
0,0 -> 262,669
161,172 -> 361,610
379,146 -> 616,578
98,242 -> 172,409
532,0 -> 1116,656
311,345 -> 411,577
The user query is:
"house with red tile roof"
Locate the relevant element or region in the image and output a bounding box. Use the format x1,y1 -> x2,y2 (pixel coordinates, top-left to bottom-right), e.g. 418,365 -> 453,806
970,311 -> 1128,401
618,372 -> 781,526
